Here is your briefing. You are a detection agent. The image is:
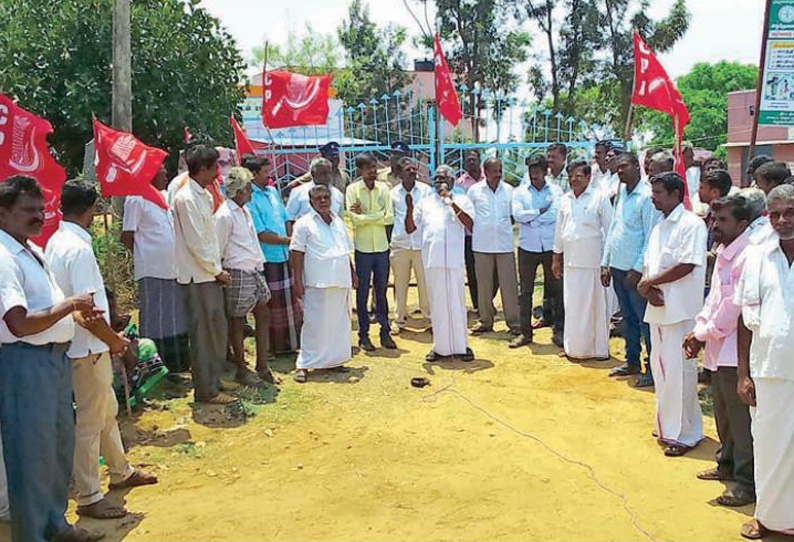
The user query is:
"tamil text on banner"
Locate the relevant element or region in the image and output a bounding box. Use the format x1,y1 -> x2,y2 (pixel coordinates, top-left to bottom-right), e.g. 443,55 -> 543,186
0,94 -> 67,246
759,0 -> 794,126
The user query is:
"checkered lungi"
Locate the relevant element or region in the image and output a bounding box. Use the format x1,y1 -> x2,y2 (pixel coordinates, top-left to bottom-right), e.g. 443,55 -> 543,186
224,268 -> 271,318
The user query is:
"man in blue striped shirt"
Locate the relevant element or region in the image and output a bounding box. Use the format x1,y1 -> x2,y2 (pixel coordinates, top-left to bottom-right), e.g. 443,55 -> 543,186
601,152 -> 660,387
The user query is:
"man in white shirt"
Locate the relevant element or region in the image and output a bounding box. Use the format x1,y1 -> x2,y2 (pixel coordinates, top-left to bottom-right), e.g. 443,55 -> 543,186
546,143 -> 570,192
683,142 -> 706,214
734,184 -> 794,540
0,176 -> 103,542
390,157 -> 431,331
121,164 -> 190,374
469,158 -> 520,335
173,144 -> 235,404
590,140 -> 612,194
286,157 -> 344,222
742,188 -> 776,246
511,154 -> 563,348
290,185 -> 357,383
215,167 -> 275,387
637,172 -> 708,457
46,182 -> 157,521
551,161 -> 613,360
407,165 -> 475,362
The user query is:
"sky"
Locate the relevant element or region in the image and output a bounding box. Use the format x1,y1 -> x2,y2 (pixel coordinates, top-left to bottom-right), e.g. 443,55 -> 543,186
202,0 -> 766,79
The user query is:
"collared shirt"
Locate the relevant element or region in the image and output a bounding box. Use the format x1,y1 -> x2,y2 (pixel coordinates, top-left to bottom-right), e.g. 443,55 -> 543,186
414,193 -> 475,269
345,179 -> 394,253
546,169 -> 570,192
590,165 -> 610,192
643,204 -> 708,325
172,177 -> 223,284
694,229 -> 751,371
735,240 -> 794,382
512,181 -> 562,253
215,199 -> 266,272
468,180 -> 514,253
286,181 -> 344,222
0,231 -> 75,345
455,171 -> 484,193
247,183 -> 290,263
377,167 -> 401,188
295,168 -> 350,193
45,222 -> 111,358
553,184 -> 613,268
601,179 -> 660,272
686,166 -> 706,216
122,193 -> 176,281
391,182 -> 432,251
747,215 -> 776,246
290,209 -> 353,289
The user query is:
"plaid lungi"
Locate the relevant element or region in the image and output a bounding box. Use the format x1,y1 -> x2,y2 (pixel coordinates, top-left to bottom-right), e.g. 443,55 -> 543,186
225,268 -> 272,318
138,277 -> 188,340
263,262 -> 302,353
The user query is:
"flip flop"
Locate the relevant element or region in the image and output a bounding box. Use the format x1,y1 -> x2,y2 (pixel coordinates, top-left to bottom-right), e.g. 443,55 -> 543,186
200,393 -> 237,405
77,499 -> 127,520
664,444 -> 690,457
108,469 -> 158,491
741,520 -> 767,540
293,369 -> 308,384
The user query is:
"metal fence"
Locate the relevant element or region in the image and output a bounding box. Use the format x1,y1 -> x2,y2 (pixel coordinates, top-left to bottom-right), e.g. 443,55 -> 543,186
257,85 -> 618,187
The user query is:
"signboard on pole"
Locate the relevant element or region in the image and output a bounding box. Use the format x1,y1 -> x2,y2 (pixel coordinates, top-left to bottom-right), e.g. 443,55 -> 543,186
759,0 -> 794,125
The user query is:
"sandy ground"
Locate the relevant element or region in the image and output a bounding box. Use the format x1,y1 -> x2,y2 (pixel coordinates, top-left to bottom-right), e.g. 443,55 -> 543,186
0,291 -> 787,542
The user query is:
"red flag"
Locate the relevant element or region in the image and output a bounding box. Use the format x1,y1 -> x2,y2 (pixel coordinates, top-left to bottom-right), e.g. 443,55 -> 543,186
262,70 -> 331,129
92,119 -> 168,210
230,116 -> 256,158
631,32 -> 691,207
0,94 -> 67,246
434,34 -> 462,127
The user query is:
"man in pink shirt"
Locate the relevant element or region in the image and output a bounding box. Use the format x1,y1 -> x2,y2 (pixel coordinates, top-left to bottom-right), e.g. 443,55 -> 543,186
684,193 -> 755,507
455,149 -> 485,313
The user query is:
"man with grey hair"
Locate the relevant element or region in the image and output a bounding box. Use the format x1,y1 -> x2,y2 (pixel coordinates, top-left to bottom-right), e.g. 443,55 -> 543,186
734,183 -> 794,539
215,166 -> 276,386
287,157 -> 344,222
646,151 -> 674,179
741,187 -> 775,246
406,165 -> 475,362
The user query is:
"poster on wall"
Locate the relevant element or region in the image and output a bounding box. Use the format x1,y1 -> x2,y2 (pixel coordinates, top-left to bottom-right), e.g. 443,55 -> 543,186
759,0 -> 794,125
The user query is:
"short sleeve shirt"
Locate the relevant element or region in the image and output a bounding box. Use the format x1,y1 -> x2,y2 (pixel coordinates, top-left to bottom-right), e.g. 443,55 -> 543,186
290,210 -> 353,288
248,183 -> 290,263
122,193 -> 176,280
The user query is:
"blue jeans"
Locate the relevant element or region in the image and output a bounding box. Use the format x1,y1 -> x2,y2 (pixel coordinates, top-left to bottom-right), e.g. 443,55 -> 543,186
0,342 -> 74,542
355,250 -> 390,340
611,268 -> 652,370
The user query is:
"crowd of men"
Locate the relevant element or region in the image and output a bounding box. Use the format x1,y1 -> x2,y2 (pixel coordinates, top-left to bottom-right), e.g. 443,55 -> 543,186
0,134 -> 793,541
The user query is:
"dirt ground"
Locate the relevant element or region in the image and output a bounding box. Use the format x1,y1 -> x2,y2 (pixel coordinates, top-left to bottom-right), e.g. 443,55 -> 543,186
1,290 -> 787,542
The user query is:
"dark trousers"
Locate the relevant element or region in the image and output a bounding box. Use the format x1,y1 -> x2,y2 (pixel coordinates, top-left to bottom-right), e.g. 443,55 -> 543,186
518,249 -> 563,336
355,250 -> 390,340
611,268 -> 651,370
464,235 -> 479,310
153,332 -> 191,374
0,342 -> 73,542
183,281 -> 228,401
711,367 -> 755,494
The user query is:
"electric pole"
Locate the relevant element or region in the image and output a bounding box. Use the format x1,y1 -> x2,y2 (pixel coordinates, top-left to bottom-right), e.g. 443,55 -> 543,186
112,0 -> 132,132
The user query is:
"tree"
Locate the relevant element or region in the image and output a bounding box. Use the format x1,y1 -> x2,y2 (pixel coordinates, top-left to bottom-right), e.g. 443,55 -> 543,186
0,0 -> 247,175
336,0 -> 410,106
641,61 -> 758,151
519,0 -> 690,132
251,25 -> 343,75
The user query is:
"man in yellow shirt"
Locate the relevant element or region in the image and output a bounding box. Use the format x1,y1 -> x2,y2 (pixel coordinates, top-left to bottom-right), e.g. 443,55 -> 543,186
376,141 -> 410,188
346,153 -> 396,351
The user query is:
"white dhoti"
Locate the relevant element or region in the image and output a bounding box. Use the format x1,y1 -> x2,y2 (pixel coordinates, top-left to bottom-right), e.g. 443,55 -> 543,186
649,320 -> 703,447
296,287 -> 352,370
751,378 -> 794,534
0,418 -> 8,522
563,267 -> 610,360
426,267 -> 468,356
